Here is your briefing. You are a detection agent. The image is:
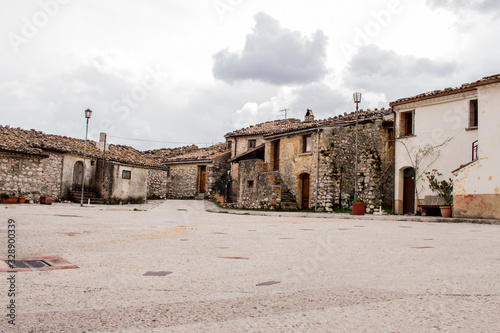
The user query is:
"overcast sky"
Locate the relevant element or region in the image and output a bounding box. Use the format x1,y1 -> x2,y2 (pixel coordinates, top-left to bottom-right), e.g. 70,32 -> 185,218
1,0 -> 499,150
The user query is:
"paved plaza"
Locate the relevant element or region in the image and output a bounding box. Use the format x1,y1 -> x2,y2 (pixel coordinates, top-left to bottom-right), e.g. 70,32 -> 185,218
0,200 -> 499,332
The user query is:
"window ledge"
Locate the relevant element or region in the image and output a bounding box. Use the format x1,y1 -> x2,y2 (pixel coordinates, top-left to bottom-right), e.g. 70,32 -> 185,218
397,135 -> 416,139
466,126 -> 478,131
299,152 -> 313,156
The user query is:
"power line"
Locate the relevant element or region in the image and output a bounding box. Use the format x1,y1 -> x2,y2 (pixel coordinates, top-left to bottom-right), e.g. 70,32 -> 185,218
107,135 -> 215,146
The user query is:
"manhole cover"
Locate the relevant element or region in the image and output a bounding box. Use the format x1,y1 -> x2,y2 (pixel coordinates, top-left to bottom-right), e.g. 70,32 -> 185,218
218,256 -> 249,260
256,281 -> 280,286
143,271 -> 173,276
0,256 -> 78,272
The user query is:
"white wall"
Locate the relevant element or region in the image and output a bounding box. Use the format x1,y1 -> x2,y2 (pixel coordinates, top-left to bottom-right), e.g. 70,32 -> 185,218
394,91 -> 479,209
454,83 -> 500,196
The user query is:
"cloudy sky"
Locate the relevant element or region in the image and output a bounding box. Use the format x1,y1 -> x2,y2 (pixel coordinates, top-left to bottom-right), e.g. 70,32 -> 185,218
1,0 -> 499,150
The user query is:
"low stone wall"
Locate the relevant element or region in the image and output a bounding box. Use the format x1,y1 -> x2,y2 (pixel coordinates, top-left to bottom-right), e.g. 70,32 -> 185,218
147,169 -> 168,199
0,151 -> 63,202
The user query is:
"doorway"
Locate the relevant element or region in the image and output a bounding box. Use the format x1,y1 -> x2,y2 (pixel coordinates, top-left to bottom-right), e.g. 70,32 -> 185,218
403,167 -> 415,214
73,161 -> 84,188
199,166 -> 207,193
273,140 -> 280,170
300,173 -> 310,210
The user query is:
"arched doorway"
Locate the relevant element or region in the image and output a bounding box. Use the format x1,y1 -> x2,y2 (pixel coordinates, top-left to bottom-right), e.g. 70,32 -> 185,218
403,167 -> 415,214
73,161 -> 84,188
300,173 -> 310,210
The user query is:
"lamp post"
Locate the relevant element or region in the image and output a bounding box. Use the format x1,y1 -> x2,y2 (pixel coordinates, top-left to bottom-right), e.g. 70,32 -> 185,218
81,109 -> 92,206
353,92 -> 362,201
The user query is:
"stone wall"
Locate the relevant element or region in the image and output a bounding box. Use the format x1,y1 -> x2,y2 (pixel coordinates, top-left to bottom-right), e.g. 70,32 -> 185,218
147,168 -> 168,199
0,151 -> 64,202
206,153 -> 231,196
166,164 -> 199,199
95,161 -> 148,204
317,120 -> 393,212
237,159 -> 279,209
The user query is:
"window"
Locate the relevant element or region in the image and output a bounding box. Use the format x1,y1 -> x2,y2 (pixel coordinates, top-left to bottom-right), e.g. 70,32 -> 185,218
166,166 -> 170,177
248,139 -> 256,148
400,111 -> 414,137
227,141 -> 232,149
248,180 -> 254,188
469,99 -> 478,128
303,134 -> 312,153
122,170 -> 131,179
90,160 -> 95,166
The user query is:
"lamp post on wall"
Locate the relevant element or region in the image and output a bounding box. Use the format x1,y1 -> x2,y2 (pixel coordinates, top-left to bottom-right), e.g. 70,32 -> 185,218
81,109 -> 92,207
353,92 -> 362,201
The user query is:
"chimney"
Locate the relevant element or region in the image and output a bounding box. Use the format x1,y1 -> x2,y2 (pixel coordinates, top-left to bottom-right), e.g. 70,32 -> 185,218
304,109 -> 314,122
97,132 -> 109,152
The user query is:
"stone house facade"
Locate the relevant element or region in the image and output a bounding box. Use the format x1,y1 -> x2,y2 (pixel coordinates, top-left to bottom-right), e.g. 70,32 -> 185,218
0,126 -> 169,204
390,74 -> 500,219
154,143 -> 231,199
225,109 -> 394,212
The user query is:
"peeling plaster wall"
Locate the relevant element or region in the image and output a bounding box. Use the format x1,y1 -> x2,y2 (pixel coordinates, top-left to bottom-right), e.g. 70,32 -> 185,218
393,90 -> 479,214
96,161 -> 148,203
453,84 -> 500,219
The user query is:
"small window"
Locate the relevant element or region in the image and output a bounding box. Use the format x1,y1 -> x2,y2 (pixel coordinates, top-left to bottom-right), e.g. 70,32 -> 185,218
303,134 -> 312,153
122,170 -> 131,179
227,141 -> 232,149
166,167 -> 170,177
90,160 -> 95,166
248,180 -> 254,188
400,111 -> 414,137
469,99 -> 478,128
248,139 -> 256,148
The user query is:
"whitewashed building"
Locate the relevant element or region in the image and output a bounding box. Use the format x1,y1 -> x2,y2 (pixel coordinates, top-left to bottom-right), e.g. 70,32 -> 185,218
390,74 -> 500,219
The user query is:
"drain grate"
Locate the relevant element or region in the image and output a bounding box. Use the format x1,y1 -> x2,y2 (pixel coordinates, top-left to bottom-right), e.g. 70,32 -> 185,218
143,271 -> 172,276
0,256 -> 78,272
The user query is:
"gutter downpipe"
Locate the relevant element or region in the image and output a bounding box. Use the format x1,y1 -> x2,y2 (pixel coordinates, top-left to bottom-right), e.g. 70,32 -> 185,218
315,127 -> 320,211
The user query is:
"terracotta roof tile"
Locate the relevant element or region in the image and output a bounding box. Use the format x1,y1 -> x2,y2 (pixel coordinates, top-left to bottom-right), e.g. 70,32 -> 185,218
225,109 -> 391,138
390,74 -> 500,106
161,143 -> 230,164
0,125 -> 164,168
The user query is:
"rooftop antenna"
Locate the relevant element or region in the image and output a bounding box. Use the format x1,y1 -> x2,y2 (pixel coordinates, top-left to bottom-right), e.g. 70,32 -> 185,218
277,108 -> 289,119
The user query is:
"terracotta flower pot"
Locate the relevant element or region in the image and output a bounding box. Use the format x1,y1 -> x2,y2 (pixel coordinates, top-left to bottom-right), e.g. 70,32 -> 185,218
352,202 -> 366,215
40,196 -> 53,205
18,197 -> 26,204
440,206 -> 452,218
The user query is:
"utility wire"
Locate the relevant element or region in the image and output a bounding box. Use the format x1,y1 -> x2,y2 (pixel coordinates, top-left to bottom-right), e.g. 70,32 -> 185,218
107,135 -> 215,146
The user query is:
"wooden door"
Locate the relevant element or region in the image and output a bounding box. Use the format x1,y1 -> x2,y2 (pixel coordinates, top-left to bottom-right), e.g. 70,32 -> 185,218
199,166 -> 207,193
273,140 -> 280,170
403,168 -> 415,214
301,174 -> 310,210
73,161 -> 84,187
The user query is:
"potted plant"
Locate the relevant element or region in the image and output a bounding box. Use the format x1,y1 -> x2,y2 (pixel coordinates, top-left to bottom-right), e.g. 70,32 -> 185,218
351,197 -> 366,215
40,195 -> 53,205
18,191 -> 25,204
0,193 -> 11,204
425,169 -> 453,218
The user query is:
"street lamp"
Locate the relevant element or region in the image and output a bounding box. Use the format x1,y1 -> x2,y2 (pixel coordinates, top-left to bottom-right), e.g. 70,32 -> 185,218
81,109 -> 92,206
353,92 -> 362,201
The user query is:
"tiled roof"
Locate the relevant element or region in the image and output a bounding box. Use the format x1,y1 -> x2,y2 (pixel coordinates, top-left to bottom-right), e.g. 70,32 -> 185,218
0,125 -> 164,168
144,145 -> 198,160
390,74 -> 500,106
225,109 -> 391,138
160,143 -> 230,164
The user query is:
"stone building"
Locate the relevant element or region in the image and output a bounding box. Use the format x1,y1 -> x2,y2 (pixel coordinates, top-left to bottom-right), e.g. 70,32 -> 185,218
0,126 -> 169,203
225,109 -> 394,212
153,143 -> 231,199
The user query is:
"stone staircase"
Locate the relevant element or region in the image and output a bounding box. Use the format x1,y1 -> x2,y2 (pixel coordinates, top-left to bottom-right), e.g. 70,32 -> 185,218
265,171 -> 298,210
70,186 -> 106,205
